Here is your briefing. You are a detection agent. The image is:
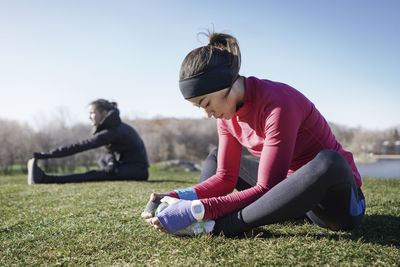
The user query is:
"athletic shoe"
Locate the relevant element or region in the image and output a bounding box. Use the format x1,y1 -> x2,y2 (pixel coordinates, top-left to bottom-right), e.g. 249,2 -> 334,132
142,196 -> 164,217
27,158 -> 44,184
174,220 -> 215,236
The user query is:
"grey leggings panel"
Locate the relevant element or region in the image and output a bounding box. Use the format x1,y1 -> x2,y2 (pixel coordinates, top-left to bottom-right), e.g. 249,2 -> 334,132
199,149 -> 365,236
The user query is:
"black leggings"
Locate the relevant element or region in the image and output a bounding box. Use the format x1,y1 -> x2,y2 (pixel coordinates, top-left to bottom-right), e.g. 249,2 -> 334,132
199,149 -> 365,236
42,163 -> 148,183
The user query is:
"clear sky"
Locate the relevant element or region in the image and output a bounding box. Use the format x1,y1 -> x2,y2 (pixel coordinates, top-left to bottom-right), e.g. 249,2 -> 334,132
1,0 -> 399,130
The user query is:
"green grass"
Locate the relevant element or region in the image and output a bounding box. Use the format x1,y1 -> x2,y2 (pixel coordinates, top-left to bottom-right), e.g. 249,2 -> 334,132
1,167 -> 399,266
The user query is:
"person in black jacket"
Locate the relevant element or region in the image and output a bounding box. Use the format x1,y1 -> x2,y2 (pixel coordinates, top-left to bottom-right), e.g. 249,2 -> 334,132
27,99 -> 149,184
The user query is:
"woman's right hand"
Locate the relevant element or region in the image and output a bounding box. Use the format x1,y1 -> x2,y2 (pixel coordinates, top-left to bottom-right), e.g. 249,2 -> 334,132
141,193 -> 165,220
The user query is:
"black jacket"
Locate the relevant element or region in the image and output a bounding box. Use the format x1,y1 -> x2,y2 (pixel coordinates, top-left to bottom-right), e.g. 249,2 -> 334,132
45,109 -> 149,168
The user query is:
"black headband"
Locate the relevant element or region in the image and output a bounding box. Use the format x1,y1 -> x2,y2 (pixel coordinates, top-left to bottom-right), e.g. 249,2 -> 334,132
179,63 -> 235,99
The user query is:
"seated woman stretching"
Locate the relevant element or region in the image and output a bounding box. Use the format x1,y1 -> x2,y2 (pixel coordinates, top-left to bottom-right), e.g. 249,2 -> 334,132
28,99 -> 149,184
142,32 -> 365,236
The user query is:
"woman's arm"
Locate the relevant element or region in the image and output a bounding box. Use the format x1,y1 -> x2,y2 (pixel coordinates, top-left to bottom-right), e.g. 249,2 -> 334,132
201,103 -> 303,219
192,129 -> 243,198
42,130 -> 115,158
166,124 -> 243,200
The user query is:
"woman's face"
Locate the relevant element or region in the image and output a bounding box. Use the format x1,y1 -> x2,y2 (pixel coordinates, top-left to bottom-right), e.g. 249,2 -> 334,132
188,87 -> 238,120
187,78 -> 244,120
88,104 -> 107,127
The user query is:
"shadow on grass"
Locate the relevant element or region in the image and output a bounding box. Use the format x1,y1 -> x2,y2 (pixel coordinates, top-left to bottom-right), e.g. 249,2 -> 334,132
234,215 -> 400,247
350,214 -> 400,247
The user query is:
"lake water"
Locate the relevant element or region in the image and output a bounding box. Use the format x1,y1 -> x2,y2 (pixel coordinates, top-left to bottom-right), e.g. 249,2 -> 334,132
356,159 -> 400,178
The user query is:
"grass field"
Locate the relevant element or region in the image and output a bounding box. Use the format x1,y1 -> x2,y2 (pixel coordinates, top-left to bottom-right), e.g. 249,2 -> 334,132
1,167 -> 399,266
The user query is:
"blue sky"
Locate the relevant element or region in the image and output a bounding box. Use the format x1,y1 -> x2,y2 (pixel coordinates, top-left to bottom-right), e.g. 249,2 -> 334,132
0,0 -> 399,130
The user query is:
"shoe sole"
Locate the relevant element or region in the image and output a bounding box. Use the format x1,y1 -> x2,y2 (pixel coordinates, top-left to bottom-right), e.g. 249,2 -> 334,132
27,158 -> 35,185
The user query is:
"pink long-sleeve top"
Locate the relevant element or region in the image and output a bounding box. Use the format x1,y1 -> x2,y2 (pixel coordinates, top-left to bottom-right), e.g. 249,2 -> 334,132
171,76 -> 361,220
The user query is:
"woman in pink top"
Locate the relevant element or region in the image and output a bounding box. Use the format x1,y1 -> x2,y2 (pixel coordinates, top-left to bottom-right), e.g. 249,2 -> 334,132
142,32 -> 365,236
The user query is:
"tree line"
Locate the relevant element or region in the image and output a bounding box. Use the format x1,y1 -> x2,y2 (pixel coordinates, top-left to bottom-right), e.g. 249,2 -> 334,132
0,116 -> 398,175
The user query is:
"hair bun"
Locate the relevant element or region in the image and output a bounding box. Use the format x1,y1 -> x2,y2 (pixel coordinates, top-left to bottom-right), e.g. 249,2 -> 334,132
90,99 -> 118,112
208,33 -> 228,49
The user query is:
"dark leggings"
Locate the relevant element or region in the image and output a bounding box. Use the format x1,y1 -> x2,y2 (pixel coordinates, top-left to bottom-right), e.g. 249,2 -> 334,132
199,149 -> 365,236
42,163 -> 148,183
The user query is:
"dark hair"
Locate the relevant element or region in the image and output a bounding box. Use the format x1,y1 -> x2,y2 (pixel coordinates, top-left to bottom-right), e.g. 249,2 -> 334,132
179,31 -> 241,84
89,99 -> 118,112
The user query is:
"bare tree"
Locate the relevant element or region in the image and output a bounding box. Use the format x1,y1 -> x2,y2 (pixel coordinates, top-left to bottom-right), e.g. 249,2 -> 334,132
126,118 -> 218,163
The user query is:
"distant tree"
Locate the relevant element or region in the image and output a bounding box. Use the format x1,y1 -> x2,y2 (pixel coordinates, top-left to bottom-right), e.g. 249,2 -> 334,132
328,122 -> 355,149
393,128 -> 399,141
0,119 -> 34,174
126,118 -> 218,163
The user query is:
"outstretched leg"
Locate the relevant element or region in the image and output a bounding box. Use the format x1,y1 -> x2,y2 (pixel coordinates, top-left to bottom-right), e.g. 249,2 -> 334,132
28,158 -> 148,184
213,150 -> 365,236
